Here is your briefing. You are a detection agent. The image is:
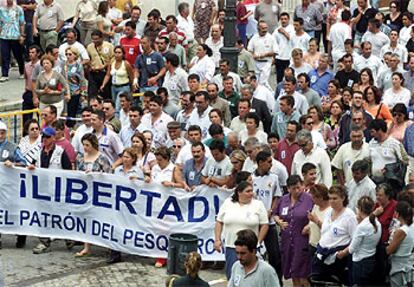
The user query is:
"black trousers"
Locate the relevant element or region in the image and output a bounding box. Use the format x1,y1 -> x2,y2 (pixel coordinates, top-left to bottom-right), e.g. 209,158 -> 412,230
88,70 -> 111,100
275,59 -> 290,84
22,90 -> 34,127
264,224 -> 283,286
66,94 -> 80,128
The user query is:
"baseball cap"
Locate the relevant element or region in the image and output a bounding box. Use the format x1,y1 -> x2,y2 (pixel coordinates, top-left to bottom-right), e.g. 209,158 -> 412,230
42,126 -> 56,137
0,121 -> 7,131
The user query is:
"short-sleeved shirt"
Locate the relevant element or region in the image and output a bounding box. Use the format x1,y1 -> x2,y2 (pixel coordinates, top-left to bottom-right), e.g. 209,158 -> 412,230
183,157 -> 207,187
87,41 -> 114,70
34,1 -> 64,30
0,5 -> 25,40
217,198 -> 269,248
94,126 -> 124,165
162,67 -> 189,106
228,259 -> 280,287
201,155 -> 232,179
17,0 -> 36,22
135,51 -> 165,88
119,35 -> 141,67
294,4 -> 323,32
352,7 -> 377,34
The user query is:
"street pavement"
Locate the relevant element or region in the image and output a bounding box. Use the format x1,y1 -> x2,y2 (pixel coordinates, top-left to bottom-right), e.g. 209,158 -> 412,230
1,235 -> 226,287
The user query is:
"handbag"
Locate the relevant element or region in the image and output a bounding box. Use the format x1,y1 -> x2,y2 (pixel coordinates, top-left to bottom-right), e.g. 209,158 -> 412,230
384,158 -> 407,192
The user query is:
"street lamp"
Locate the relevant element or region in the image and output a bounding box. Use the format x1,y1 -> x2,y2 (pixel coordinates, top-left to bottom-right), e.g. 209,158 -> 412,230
220,0 -> 239,73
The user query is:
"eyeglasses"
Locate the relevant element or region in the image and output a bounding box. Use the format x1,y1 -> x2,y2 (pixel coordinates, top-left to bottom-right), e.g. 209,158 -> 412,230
30,127 -> 39,131
390,5 -> 397,8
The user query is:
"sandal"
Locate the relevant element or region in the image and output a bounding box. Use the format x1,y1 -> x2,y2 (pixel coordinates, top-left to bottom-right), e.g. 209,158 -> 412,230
75,250 -> 91,257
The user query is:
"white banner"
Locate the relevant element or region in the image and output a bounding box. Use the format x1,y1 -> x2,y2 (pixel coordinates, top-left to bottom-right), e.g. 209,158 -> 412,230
0,166 -> 230,260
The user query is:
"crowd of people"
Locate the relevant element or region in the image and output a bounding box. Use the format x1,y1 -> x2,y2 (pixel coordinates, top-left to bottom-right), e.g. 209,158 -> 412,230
1,0 -> 414,286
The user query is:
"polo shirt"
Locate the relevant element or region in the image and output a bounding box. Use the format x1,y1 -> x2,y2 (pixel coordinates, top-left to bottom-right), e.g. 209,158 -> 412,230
138,112 -> 174,148
228,259 -> 280,287
162,67 -> 189,106
186,106 -> 213,139
119,35 -> 141,66
294,4 -> 323,32
218,90 -> 240,118
94,126 -> 124,165
87,41 -> 114,71
183,157 -> 207,187
276,139 -> 300,175
308,68 -> 334,97
134,51 -> 165,87
346,176 -> 377,212
34,1 -> 64,30
271,111 -> 301,139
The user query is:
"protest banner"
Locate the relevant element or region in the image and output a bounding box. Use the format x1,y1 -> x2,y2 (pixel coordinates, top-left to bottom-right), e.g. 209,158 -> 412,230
0,166 -> 230,260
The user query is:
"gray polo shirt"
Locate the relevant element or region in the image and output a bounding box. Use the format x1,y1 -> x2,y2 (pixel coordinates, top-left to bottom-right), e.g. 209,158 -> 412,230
294,4 -> 323,32
34,1 -> 64,30
228,259 -> 280,287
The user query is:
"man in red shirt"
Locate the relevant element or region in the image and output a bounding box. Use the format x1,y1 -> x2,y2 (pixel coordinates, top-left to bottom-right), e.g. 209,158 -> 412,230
119,21 -> 141,66
158,15 -> 188,49
276,120 -> 300,175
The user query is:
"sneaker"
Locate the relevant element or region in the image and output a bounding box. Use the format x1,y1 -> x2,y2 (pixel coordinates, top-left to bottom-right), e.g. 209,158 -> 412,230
19,74 -> 24,79
33,243 -> 51,254
0,77 -> 9,82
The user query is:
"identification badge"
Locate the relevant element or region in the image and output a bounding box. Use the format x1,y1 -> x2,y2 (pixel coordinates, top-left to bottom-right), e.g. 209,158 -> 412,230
281,207 -> 288,216
272,5 -> 277,13
112,76 -> 117,84
208,166 -> 215,176
238,60 -> 244,68
347,79 -> 353,87
201,2 -> 207,9
71,67 -> 77,74
281,150 -> 286,159
310,75 -> 317,83
170,82 -> 177,91
9,11 -> 16,19
234,275 -> 241,286
49,78 -> 56,86
383,148 -> 390,156
146,58 -> 152,65
277,114 -> 283,123
305,16 -> 311,23
2,150 -> 9,159
129,48 -> 134,55
189,171 -> 195,180
47,10 -> 53,18
103,47 -> 109,54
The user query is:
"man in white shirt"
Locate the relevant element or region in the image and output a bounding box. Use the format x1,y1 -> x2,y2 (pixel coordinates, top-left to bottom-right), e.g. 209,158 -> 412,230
275,76 -> 309,116
332,126 -> 370,186
201,139 -> 232,187
292,129 -> 332,187
291,17 -> 311,53
115,5 -> 147,38
119,106 -> 143,148
247,20 -> 278,90
205,24 -> 224,68
176,2 -> 196,61
354,41 -> 383,80
273,12 -> 294,83
399,12 -> 413,47
186,91 -> 213,139
58,29 -> 90,65
346,159 -> 376,212
361,18 -> 390,58
162,53 -> 189,106
244,74 -> 275,114
71,107 -> 93,153
380,30 -> 408,69
138,95 -> 174,148
328,10 -> 352,71
212,59 -> 243,92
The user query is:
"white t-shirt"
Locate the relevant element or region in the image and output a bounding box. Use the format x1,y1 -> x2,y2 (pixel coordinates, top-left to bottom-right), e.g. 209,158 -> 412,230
291,32 -> 311,53
205,36 -> 224,67
239,129 -> 268,145
138,112 -> 174,148
186,106 -> 213,139
361,31 -> 390,57
272,24 -> 295,60
382,87 -> 411,109
319,207 -> 357,249
201,155 -> 233,179
217,198 -> 269,248
151,162 -> 175,184
71,124 -> 93,153
346,176 -> 377,212
252,172 -> 282,224
328,21 -> 351,61
247,33 -> 279,62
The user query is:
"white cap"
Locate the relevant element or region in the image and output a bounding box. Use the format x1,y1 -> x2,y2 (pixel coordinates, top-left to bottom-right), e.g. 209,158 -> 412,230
0,122 -> 7,131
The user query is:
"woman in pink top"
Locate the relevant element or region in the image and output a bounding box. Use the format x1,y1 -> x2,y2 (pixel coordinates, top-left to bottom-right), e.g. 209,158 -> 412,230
389,103 -> 412,142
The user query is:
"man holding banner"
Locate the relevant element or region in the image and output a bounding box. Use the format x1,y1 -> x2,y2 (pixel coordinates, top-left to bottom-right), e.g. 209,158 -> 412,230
27,126 -> 73,254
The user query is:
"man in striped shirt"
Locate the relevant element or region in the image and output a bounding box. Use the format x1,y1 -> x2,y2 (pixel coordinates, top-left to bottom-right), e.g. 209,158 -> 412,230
158,15 -> 188,50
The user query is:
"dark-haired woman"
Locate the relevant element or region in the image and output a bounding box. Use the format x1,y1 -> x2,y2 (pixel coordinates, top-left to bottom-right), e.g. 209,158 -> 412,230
274,175 -> 313,287
18,119 -> 41,165
75,133 -> 111,257
188,44 -> 215,85
387,201 -> 414,287
214,181 -> 269,279
389,103 -> 412,143
357,68 -> 374,94
363,85 -> 393,126
383,72 -> 411,109
101,46 -> 134,114
348,196 -> 382,285
311,185 -> 357,284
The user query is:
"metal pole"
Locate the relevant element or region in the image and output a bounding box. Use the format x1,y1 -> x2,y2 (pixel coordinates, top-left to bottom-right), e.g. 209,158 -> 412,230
220,0 -> 239,73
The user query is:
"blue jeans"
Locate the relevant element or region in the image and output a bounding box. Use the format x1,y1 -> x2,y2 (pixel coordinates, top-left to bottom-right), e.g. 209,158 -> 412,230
24,22 -> 34,59
225,247 -> 237,280
111,84 -> 131,114
352,255 -> 375,286
237,23 -> 247,46
0,39 -> 24,77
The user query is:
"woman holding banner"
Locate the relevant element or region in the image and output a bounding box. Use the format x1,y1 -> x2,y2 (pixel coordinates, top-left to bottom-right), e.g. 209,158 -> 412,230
74,133 -> 111,257
214,180 -> 269,279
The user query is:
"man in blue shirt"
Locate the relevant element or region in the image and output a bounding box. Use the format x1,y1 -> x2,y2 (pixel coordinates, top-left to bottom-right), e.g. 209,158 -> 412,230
133,35 -> 166,92
308,53 -> 334,97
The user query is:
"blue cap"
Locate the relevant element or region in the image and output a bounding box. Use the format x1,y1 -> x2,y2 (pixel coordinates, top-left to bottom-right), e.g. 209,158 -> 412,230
42,126 -> 56,137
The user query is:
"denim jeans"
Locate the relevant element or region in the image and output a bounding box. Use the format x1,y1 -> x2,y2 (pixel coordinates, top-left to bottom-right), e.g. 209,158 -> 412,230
225,247 -> 237,280
111,84 -> 131,114
237,23 -> 247,46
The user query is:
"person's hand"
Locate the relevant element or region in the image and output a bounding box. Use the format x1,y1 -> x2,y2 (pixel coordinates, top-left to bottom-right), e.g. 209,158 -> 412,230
33,97 -> 39,108
33,27 -> 38,37
267,209 -> 272,219
208,181 -> 217,188
144,175 -> 151,183
276,218 -> 289,230
307,212 -> 319,224
27,164 -> 36,170
129,176 -> 138,180
214,239 -> 222,252
253,53 -> 261,60
336,250 -> 347,259
147,77 -> 158,86
373,206 -> 384,217
302,225 -> 310,235
64,94 -> 71,102
4,160 -> 13,168
183,183 -> 191,192
19,36 -> 25,45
